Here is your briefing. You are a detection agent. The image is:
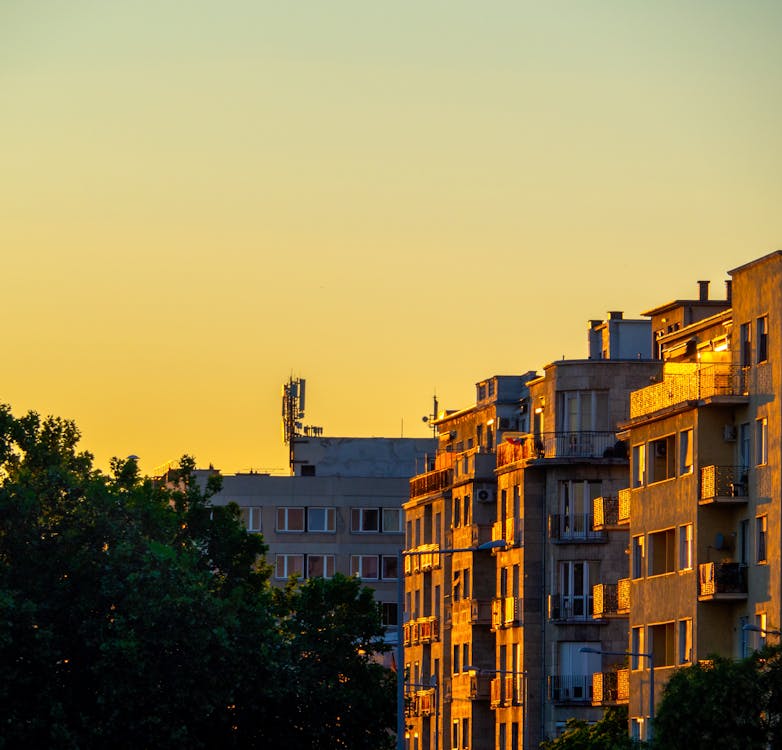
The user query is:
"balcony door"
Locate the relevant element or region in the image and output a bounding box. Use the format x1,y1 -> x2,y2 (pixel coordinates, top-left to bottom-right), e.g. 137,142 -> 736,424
560,561 -> 598,619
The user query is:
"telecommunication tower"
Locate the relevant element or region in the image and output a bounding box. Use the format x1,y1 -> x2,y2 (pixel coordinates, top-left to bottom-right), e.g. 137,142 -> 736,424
281,377 -> 322,472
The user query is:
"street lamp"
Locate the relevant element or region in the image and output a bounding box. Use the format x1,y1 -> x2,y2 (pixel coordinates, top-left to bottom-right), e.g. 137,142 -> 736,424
580,646 -> 655,743
396,539 -> 507,750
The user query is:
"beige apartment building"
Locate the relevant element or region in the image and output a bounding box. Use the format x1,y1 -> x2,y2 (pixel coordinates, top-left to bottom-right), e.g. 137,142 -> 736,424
595,255 -> 782,741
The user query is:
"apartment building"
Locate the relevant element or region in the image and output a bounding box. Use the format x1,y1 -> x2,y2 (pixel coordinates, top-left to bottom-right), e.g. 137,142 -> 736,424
402,375 -> 533,750
597,256 -> 780,741
204,435 -> 434,636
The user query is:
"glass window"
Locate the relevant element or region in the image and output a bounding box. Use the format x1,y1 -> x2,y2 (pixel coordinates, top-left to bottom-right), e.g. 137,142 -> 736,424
381,555 -> 398,580
757,315 -> 768,363
382,508 -> 402,533
679,429 -> 693,475
632,535 -> 645,578
307,507 -> 336,532
350,555 -> 378,579
740,322 -> 752,367
275,554 -> 304,579
351,508 -> 379,533
631,626 -> 645,670
650,622 -> 676,667
756,613 -> 768,649
679,524 -> 693,570
277,507 -> 305,532
648,528 -> 676,576
239,506 -> 262,532
678,619 -> 692,663
381,602 -> 398,627
632,443 -> 646,487
648,435 -> 676,483
306,554 -> 335,578
756,418 -> 768,465
756,515 -> 768,563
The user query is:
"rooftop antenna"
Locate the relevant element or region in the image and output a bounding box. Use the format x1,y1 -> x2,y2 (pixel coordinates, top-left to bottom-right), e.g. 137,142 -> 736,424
281,376 -> 322,474
421,392 -> 439,436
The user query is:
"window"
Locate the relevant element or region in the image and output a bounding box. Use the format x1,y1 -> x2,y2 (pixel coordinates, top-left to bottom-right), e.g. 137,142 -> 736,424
679,429 -> 693,475
679,524 -> 693,570
755,612 -> 768,649
756,515 -> 768,563
678,619 -> 692,663
381,555 -> 398,580
632,443 -> 646,487
239,507 -> 262,532
756,418 -> 768,466
631,627 -> 644,669
275,554 -> 304,579
277,507 -> 305,532
307,507 -> 336,533
453,644 -> 460,674
740,322 -> 752,367
462,718 -> 470,750
648,528 -> 676,576
559,480 -> 601,539
757,315 -> 768,363
739,423 -> 751,475
559,561 -> 598,619
453,496 -> 461,527
351,508 -> 379,533
381,602 -> 398,627
648,435 -> 676,483
739,518 -> 750,564
307,554 -> 335,578
556,641 -> 600,701
463,495 -> 471,526
558,390 -> 609,431
632,535 -> 645,579
351,555 -> 378,579
382,508 -> 402,533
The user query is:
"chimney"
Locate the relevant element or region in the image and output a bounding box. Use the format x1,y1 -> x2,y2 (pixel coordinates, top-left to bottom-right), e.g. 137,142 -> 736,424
608,311 -> 624,320
698,280 -> 710,301
725,279 -> 733,304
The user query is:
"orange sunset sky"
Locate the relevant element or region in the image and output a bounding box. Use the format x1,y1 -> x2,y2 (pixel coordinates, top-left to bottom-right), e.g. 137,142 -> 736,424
2,1 -> 781,474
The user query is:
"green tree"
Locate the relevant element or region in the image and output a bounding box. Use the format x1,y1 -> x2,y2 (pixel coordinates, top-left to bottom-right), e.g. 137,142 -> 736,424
540,705 -> 640,750
0,406 -> 393,749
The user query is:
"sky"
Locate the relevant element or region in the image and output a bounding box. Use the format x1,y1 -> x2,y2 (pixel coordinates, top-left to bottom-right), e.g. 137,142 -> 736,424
2,1 -> 781,475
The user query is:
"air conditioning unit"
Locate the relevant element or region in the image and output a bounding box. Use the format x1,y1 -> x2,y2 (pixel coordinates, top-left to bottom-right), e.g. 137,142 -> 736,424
476,488 -> 494,503
723,424 -> 737,442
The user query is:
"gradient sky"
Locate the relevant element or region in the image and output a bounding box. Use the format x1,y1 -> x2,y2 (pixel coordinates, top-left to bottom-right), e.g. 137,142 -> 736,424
3,1 -> 781,474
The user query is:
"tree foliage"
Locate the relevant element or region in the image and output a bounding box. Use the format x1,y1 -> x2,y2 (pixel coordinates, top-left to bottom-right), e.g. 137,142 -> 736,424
540,705 -> 641,750
0,406 -> 394,749
654,648 -> 782,750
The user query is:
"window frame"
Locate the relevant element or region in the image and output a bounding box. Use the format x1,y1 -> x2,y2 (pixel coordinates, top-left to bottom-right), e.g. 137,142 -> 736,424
756,417 -> 768,466
679,429 -> 693,475
350,554 -> 379,580
756,515 -> 768,563
648,527 -> 676,577
306,554 -> 336,579
277,506 -> 305,533
307,506 -> 336,533
757,315 -> 768,364
275,553 -> 304,580
382,507 -> 403,533
678,524 -> 693,571
239,506 -> 263,532
351,507 -> 380,533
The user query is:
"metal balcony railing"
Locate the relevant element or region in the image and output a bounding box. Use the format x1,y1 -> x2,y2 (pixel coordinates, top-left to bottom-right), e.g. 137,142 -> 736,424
491,596 -> 523,628
617,578 -> 630,613
592,583 -> 619,618
592,669 -> 629,705
533,431 -> 619,459
698,562 -> 748,599
404,543 -> 441,575
593,495 -> 618,528
548,674 -> 593,703
410,467 -> 452,500
630,363 -> 745,418
496,436 -> 538,467
700,465 -> 749,503
548,513 -> 605,542
618,488 -> 631,523
547,593 -> 594,622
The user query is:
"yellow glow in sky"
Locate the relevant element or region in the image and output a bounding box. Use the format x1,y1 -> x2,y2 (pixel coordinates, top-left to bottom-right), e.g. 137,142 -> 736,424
2,1 -> 781,473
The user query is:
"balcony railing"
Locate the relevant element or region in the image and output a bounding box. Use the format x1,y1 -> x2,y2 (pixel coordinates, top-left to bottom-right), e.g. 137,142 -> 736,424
630,363 -> 745,419
453,446 -> 497,480
533,431 -> 619,460
404,543 -> 440,575
410,467 -> 452,500
617,578 -> 630,613
593,583 -> 619,618
490,675 -> 524,708
700,465 -> 749,504
592,669 -> 629,705
548,674 -> 593,703
491,596 -> 523,629
698,562 -> 748,600
496,436 -> 538,467
618,488 -> 631,524
592,495 -> 619,529
548,513 -> 605,542
547,593 -> 594,622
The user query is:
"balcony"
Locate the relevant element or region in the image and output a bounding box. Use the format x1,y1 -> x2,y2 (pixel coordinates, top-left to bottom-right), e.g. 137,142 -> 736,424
592,495 -> 620,529
698,562 -> 748,600
592,583 -> 623,619
700,465 -> 749,505
496,436 -> 539,467
592,669 -> 629,705
629,363 -> 746,419
418,616 -> 440,644
548,674 -> 593,703
452,671 -> 491,701
617,578 -> 630,614
547,593 -> 594,623
493,517 -> 523,548
453,522 -> 493,550
453,446 -> 496,481
409,467 -> 452,500
618,488 -> 631,524
490,675 -> 524,708
404,544 -> 441,575
452,598 -> 491,627
492,596 -> 523,629
548,513 -> 606,543
531,431 -> 620,460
